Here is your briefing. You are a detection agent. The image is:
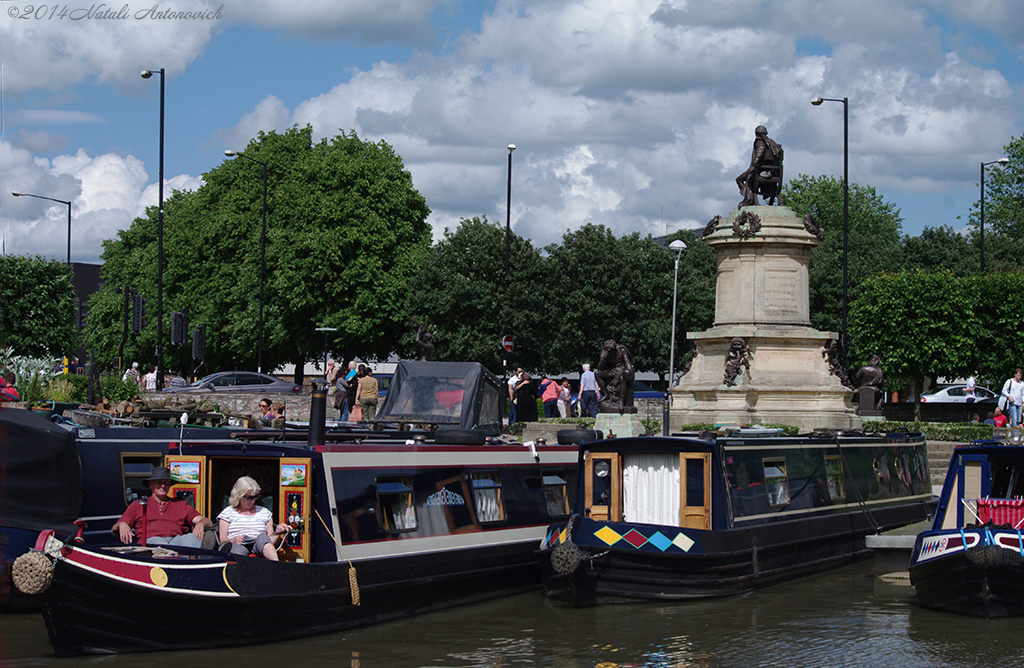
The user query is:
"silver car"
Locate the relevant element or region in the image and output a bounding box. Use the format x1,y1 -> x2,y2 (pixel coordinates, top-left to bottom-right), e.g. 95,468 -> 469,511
168,371 -> 300,393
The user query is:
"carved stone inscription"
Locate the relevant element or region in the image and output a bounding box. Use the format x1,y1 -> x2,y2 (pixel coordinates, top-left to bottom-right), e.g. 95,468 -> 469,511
762,268 -> 799,317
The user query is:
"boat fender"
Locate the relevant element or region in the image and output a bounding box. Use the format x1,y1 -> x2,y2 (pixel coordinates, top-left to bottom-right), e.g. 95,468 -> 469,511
12,551 -> 54,596
550,515 -> 608,575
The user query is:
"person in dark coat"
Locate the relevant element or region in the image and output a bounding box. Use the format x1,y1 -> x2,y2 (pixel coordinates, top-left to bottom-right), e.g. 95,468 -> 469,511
514,372 -> 538,422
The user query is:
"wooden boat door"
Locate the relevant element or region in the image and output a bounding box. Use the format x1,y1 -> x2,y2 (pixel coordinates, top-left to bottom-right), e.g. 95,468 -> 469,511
585,452 -> 621,522
680,453 -> 711,530
165,455 -> 206,512
278,458 -> 313,562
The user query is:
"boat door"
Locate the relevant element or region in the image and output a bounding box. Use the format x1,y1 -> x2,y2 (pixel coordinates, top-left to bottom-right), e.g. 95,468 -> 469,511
949,454 -> 990,529
165,455 -> 207,512
585,452 -> 621,521
680,453 -> 711,530
277,457 -> 312,562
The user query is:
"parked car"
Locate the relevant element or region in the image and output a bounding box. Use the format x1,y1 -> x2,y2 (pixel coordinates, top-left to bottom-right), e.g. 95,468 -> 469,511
918,384 -> 998,404
166,371 -> 300,393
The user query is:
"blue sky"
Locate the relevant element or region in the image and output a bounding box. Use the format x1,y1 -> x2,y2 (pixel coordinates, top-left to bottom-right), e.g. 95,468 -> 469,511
2,0 -> 1023,264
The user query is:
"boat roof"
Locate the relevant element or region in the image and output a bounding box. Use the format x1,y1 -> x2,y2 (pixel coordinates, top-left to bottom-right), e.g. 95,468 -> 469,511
375,361 -> 503,434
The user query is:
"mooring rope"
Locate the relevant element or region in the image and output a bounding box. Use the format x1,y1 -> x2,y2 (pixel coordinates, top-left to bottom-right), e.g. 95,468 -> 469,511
314,507 -> 360,606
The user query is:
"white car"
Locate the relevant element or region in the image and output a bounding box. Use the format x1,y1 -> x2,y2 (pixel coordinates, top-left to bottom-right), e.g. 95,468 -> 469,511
918,384 -> 998,403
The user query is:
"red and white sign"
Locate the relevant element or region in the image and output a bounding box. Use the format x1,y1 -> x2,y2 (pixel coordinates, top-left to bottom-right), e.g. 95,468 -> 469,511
502,335 -> 514,352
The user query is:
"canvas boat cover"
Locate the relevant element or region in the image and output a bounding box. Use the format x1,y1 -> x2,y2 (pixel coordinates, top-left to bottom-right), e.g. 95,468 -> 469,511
0,408 -> 82,535
376,361 -> 502,435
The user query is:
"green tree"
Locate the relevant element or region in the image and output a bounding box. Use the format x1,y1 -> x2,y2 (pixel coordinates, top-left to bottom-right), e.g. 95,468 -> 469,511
0,255 -> 77,359
969,270 -> 1024,384
85,127 -> 431,376
782,174 -> 904,365
969,135 -> 1024,240
901,226 -> 979,276
544,224 -> 714,378
405,216 -> 554,375
849,270 -> 980,420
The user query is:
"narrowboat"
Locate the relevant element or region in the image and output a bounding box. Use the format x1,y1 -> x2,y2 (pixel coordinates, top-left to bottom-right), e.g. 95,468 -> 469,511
14,362 -> 581,654
539,428 -> 933,606
909,437 -> 1024,617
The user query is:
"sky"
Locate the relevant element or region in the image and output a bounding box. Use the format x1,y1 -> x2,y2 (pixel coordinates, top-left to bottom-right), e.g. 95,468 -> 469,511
1,0 -> 1023,265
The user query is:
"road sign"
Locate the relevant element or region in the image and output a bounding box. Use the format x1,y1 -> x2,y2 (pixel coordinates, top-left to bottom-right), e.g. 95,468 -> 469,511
502,335 -> 514,352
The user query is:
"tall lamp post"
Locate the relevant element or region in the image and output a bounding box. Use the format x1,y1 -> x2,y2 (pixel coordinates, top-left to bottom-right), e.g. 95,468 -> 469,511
141,67 -> 166,390
225,150 -> 269,373
11,191 -> 72,265
314,327 -> 337,379
664,239 -> 687,436
503,144 -> 516,387
811,95 -> 849,366
980,157 -> 1010,272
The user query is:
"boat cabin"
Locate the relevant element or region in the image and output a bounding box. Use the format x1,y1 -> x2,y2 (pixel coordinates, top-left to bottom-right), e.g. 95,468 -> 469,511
932,443 -> 1024,531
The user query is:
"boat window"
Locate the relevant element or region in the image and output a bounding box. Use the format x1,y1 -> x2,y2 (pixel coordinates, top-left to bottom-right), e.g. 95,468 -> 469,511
763,458 -> 790,506
376,476 -> 417,533
685,458 -> 705,507
471,473 -> 505,523
825,455 -> 845,500
542,473 -> 570,517
121,454 -> 166,507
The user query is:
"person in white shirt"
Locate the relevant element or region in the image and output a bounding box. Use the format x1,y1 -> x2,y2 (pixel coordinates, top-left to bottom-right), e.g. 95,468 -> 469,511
1001,368 -> 1024,428
217,476 -> 290,561
508,367 -> 523,423
965,374 -> 976,403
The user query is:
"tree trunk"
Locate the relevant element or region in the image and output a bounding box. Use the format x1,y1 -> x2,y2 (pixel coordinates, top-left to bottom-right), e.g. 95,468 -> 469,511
294,360 -> 305,388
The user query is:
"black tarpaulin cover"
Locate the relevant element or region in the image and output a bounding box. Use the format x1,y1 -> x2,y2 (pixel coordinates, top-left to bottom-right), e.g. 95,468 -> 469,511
0,408 -> 82,535
376,361 -> 502,435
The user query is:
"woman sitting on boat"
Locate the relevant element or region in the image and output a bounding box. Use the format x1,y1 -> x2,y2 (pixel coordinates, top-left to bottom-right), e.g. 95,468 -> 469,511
217,477 -> 290,561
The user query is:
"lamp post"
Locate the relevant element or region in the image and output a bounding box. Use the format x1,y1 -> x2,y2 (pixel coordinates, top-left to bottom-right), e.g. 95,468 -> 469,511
503,144 -> 516,392
141,67 -> 166,390
664,239 -> 687,436
314,327 -> 337,379
811,95 -> 849,366
980,157 -> 1010,272
12,191 -> 72,265
225,150 -> 269,373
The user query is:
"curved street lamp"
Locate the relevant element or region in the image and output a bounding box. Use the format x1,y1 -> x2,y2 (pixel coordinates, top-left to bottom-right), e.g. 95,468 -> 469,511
141,67 -> 166,389
980,157 -> 1010,272
503,143 -> 516,398
664,238 -> 687,436
811,95 -> 849,366
11,191 -> 72,265
225,150 -> 269,373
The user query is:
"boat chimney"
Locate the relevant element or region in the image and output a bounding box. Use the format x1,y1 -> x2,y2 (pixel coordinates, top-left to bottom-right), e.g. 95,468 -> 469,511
308,379 -> 328,449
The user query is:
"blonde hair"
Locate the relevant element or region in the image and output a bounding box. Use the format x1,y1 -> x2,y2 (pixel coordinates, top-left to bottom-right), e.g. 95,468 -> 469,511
229,476 -> 261,508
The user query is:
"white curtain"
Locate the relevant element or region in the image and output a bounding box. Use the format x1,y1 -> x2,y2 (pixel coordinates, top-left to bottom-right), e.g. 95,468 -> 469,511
622,453 -> 680,526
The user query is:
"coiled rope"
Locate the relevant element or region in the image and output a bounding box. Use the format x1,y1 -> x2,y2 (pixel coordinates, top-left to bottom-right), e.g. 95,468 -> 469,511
314,507 -> 360,606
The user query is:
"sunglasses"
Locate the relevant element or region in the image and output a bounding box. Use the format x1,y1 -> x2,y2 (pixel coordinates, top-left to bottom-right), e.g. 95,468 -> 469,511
244,494 -> 260,501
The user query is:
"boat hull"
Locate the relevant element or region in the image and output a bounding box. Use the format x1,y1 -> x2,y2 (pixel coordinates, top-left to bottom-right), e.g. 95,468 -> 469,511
41,539 -> 542,655
910,530 -> 1024,618
542,501 -> 929,605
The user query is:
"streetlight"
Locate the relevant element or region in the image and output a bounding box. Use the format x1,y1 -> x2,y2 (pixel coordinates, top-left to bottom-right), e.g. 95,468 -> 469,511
225,149 -> 269,373
314,327 -> 337,379
980,157 -> 1010,272
664,239 -> 687,436
11,191 -> 72,265
811,95 -> 849,366
141,67 -> 166,390
503,144 -> 516,389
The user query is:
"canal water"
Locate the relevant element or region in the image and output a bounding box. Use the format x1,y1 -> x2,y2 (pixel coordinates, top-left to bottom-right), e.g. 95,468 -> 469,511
1,561 -> 1021,667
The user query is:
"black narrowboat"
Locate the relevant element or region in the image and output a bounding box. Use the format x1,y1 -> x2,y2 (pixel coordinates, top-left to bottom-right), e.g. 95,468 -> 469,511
539,429 -> 933,606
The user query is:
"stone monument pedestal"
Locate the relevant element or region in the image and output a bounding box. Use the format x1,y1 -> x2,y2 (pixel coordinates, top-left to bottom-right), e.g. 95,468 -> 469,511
595,412 -> 645,438
671,205 -> 859,433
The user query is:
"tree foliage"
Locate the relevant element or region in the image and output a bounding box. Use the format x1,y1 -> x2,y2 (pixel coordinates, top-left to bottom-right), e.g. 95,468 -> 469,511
849,270 -> 980,419
84,127 -> 431,374
901,226 -> 979,276
970,134 -> 1024,239
405,216 -> 555,374
782,175 -> 904,339
0,255 -> 77,359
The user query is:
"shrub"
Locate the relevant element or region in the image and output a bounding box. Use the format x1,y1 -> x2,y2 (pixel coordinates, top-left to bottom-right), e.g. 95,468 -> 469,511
861,420 -> 994,443
100,371 -> 140,404
46,378 -> 80,403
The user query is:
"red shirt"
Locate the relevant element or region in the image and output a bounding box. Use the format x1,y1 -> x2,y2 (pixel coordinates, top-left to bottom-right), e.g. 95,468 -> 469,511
117,497 -> 201,543
994,413 -> 1009,428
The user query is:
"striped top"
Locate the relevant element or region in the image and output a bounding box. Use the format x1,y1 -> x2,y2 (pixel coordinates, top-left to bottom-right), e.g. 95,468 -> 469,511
217,506 -> 272,540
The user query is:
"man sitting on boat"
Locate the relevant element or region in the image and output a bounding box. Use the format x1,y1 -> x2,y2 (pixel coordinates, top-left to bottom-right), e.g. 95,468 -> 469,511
217,476 -> 290,561
111,467 -> 213,548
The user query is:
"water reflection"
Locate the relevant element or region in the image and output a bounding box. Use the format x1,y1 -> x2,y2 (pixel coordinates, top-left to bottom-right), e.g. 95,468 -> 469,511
2,562 -> 1023,667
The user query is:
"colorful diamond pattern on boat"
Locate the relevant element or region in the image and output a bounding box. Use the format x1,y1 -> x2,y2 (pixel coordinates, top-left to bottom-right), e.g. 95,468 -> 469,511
594,526 -> 622,545
672,532 -> 695,552
623,529 -> 648,548
646,531 -> 672,551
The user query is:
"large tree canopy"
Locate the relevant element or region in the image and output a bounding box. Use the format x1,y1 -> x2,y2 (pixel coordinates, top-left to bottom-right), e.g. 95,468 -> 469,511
84,127 -> 431,375
1,255 -> 77,359
970,134 -> 1024,240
